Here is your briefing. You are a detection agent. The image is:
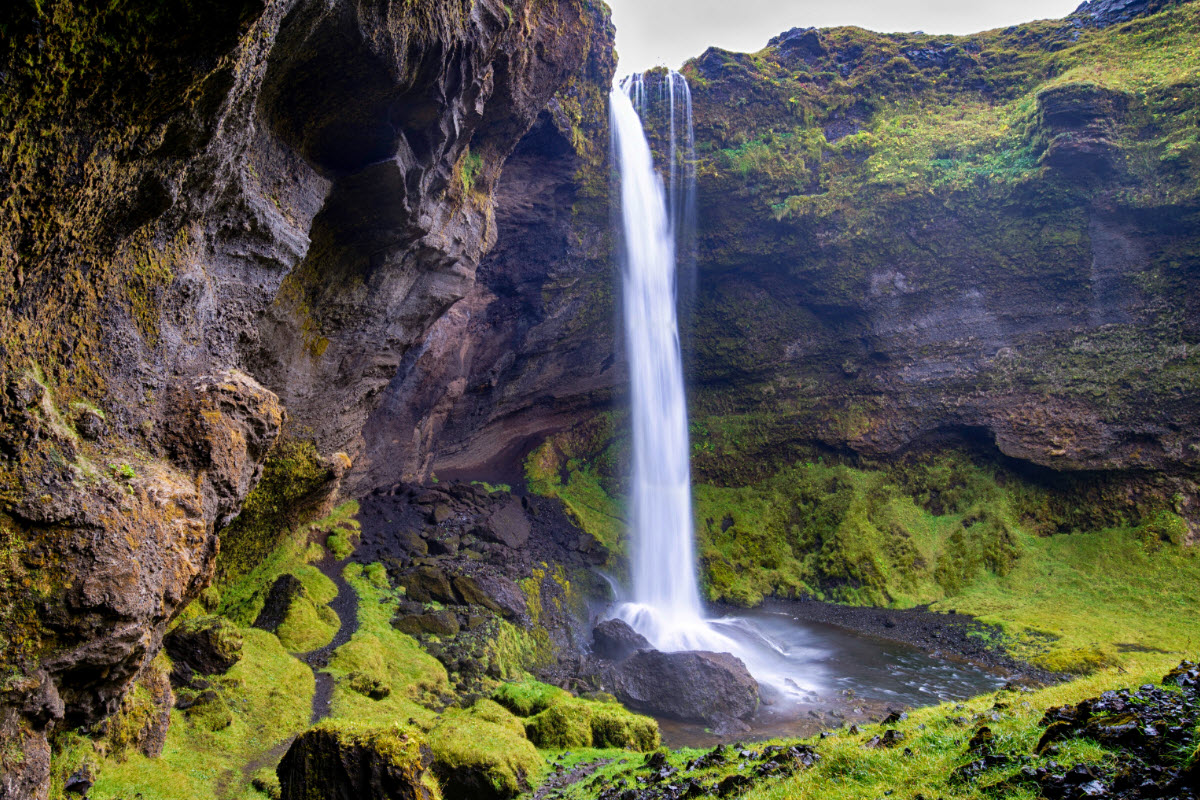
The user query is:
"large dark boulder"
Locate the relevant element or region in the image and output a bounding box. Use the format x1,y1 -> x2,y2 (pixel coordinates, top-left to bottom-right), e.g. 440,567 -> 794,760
399,566 -> 456,605
605,650 -> 760,725
163,616 -> 243,680
278,723 -> 434,800
592,619 -> 651,662
478,501 -> 532,549
253,574 -> 305,633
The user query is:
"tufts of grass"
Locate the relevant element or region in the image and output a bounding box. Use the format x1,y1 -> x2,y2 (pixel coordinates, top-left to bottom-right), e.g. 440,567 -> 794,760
323,562 -> 449,727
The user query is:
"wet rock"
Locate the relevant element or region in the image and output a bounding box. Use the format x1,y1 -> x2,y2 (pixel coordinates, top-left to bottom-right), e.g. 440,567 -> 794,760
968,725 -> 996,753
592,619 -> 652,662
429,503 -> 454,525
471,574 -> 528,619
278,723 -> 434,800
451,575 -> 505,614
479,501 -> 532,549
605,650 -> 760,725
64,765 -> 94,795
253,574 -> 305,633
864,729 -> 905,749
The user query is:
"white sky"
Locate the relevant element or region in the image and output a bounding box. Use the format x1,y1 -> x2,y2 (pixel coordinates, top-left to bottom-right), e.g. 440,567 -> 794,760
607,0 -> 1085,75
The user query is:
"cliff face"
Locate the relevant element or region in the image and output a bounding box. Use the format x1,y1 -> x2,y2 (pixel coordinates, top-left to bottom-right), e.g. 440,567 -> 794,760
380,0 -> 1200,513
356,46 -> 619,490
0,0 -> 612,795
677,0 -> 1200,503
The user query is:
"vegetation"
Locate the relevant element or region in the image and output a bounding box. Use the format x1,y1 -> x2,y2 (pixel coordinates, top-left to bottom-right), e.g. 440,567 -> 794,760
82,629 -> 314,800
555,656 -> 1193,800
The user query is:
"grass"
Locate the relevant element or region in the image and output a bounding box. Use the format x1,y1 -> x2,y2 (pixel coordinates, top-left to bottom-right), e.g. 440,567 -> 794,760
525,438 -> 626,556
427,701 -> 545,798
218,502 -> 355,627
324,562 -> 449,727
86,629 -> 313,800
690,452 -> 1200,668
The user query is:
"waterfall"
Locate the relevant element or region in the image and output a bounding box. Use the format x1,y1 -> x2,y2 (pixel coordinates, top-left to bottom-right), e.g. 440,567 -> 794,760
609,72 -> 735,652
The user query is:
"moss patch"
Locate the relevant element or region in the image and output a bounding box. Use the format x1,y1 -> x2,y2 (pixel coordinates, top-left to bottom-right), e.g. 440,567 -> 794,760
86,628 -> 313,800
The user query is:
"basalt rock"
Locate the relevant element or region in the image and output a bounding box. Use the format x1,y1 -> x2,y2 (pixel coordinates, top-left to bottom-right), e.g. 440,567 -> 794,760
604,650 -> 760,725
591,619 -> 652,662
163,615 -> 243,680
0,0 -> 613,792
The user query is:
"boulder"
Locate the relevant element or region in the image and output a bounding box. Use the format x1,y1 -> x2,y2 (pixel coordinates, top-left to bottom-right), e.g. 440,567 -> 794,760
278,722 -> 434,800
470,574 -> 528,619
451,575 -> 504,614
399,566 -> 456,604
592,619 -> 651,662
163,616 -> 243,679
605,650 -> 760,725
392,611 -> 461,638
253,574 -> 305,633
478,501 -> 531,549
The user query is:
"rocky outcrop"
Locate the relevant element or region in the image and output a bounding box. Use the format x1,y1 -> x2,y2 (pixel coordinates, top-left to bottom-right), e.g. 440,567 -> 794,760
0,0 -> 613,792
357,481 -> 610,692
277,723 -> 434,800
592,618 -> 653,662
604,650 -> 760,726
356,33 -> 619,488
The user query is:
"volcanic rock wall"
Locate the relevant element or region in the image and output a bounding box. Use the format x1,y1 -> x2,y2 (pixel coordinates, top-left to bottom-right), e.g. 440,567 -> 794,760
0,0 -> 612,795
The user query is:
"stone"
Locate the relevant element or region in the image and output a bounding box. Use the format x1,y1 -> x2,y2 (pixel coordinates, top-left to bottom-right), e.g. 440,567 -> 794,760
392,611 -> 461,638
605,650 -> 760,724
470,574 -> 528,619
253,574 -> 305,634
278,723 -> 434,800
478,501 -> 531,549
399,566 -> 456,605
451,575 -> 505,614
591,618 -> 652,662
164,615 -> 243,679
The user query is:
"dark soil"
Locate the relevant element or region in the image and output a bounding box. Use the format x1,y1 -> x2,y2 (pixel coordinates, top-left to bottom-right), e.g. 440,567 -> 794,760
298,534 -> 360,725
743,597 -> 1063,686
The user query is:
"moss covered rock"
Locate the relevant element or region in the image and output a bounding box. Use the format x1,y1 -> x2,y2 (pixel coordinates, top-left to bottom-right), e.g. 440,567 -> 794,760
427,701 -> 543,800
277,721 -> 434,800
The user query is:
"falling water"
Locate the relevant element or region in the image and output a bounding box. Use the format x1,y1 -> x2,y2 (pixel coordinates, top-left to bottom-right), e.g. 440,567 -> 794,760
609,73 -> 735,651
610,73 -> 823,696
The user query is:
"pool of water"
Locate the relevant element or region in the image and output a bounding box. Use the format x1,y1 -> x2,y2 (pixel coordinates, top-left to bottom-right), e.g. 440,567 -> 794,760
646,607 -> 1008,748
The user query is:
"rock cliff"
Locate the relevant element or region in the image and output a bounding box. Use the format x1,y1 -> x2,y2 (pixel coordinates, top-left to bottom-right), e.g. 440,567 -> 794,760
0,0 -> 612,794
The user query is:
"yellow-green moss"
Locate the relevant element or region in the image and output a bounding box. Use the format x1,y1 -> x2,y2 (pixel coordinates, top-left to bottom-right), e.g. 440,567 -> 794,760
427,702 -> 544,798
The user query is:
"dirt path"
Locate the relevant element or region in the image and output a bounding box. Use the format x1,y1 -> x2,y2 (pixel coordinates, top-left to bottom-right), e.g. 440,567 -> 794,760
298,549 -> 360,724
237,542 -> 362,792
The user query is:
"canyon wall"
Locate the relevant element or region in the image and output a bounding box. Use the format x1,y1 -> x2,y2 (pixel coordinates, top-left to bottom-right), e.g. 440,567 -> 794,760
0,0 -> 612,794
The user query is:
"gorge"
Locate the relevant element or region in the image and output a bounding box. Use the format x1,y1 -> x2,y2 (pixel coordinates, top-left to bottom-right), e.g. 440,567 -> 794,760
2,0 -> 1200,799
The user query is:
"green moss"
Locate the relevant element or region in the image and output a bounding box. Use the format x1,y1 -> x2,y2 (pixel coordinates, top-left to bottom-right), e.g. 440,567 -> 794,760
88,628 -> 313,800
427,701 -> 544,798
216,439 -> 334,585
493,679 -> 570,717
686,447 -> 1200,662
324,562 -> 449,728
274,589 -> 339,653
557,659 -> 1184,800
493,680 -> 660,753
524,416 -> 626,556
525,702 -> 593,749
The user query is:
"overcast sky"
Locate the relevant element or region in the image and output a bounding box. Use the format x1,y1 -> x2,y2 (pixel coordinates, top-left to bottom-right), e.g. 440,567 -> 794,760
607,0 -> 1084,75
